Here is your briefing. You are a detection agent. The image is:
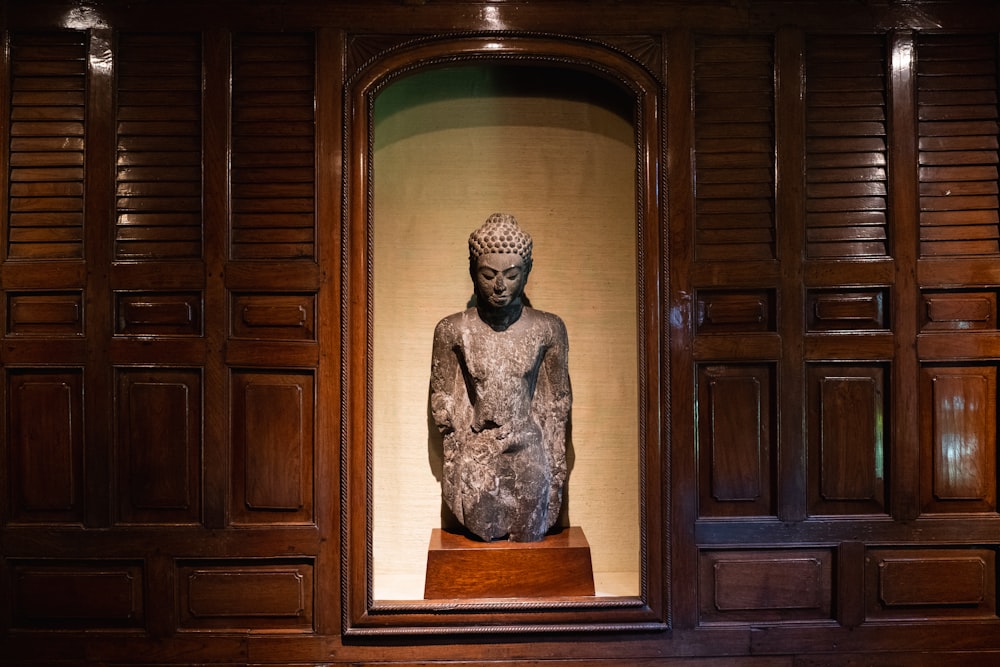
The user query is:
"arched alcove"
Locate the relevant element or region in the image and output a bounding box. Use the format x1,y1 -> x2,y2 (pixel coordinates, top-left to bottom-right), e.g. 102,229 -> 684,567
342,34 -> 665,635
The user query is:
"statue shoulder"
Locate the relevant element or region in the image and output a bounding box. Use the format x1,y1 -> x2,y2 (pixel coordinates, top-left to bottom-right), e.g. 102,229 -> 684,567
523,307 -> 568,336
433,309 -> 475,338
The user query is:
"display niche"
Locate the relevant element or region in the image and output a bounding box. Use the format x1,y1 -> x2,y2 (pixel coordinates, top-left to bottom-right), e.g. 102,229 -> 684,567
341,33 -> 666,635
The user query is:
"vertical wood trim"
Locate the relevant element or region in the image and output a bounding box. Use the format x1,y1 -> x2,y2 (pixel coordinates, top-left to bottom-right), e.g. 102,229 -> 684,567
775,26 -> 807,522
888,30 -> 920,521
0,28 -> 9,528
314,26 -> 344,636
84,28 -> 115,527
667,26 -> 698,629
202,28 -> 230,529
837,540 -> 866,627
0,30 -> 9,266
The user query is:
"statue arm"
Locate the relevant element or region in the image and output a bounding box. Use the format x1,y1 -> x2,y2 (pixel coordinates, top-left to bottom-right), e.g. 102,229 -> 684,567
541,316 -> 572,422
429,318 -> 461,435
537,316 -> 572,483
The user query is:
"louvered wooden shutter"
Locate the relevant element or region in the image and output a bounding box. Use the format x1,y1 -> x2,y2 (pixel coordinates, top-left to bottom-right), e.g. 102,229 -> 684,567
918,34 -> 1000,257
7,32 -> 87,260
694,35 -> 775,262
115,33 -> 203,260
231,33 -> 316,260
805,35 -> 888,258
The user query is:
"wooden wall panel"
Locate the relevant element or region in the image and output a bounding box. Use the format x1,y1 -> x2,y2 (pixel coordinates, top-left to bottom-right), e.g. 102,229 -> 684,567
866,547 -> 996,620
230,371 -> 314,524
5,370 -> 83,524
698,549 -> 833,623
806,289 -> 887,331
114,291 -> 202,336
807,365 -> 887,515
697,364 -> 774,517
176,559 -> 313,632
6,32 -> 86,260
231,293 -> 315,341
921,290 -> 996,331
10,561 -> 144,629
6,291 -> 83,336
115,368 -> 202,524
920,365 -> 996,513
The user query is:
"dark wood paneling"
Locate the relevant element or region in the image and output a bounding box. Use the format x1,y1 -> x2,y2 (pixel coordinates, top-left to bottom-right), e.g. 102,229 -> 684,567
10,560 -> 144,629
699,549 -> 833,623
866,547 -> 996,620
176,559 -> 314,631
230,371 -> 314,523
698,364 -> 774,517
920,365 -> 996,513
6,369 -> 84,524
231,293 -> 315,340
114,291 -> 202,336
3,1 -> 1000,665
806,289 -> 887,331
115,368 -> 202,524
807,365 -> 887,515
6,291 -> 83,336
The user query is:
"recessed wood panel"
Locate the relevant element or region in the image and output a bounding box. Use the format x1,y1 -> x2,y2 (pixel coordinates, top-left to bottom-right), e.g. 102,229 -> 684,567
116,368 -> 202,524
11,561 -> 144,629
177,559 -> 313,631
699,549 -> 833,623
867,548 -> 996,620
115,291 -> 202,336
807,289 -> 887,331
231,293 -> 315,340
6,369 -> 84,524
920,366 -> 996,513
696,289 -> 774,333
230,371 -> 314,524
698,364 -> 774,517
922,290 -> 996,331
7,291 -> 83,335
807,365 -> 887,515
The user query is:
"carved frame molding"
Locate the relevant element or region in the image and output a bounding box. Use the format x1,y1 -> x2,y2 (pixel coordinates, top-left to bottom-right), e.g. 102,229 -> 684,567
340,31 -> 667,636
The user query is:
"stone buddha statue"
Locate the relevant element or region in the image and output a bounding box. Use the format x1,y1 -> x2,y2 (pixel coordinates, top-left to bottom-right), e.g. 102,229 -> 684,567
430,213 -> 572,542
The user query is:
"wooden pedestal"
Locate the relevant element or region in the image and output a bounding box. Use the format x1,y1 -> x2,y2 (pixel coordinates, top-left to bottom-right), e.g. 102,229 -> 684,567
423,526 -> 595,599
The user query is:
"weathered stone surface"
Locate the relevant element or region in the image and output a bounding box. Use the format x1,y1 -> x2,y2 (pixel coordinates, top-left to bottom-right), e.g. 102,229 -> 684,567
430,213 -> 571,542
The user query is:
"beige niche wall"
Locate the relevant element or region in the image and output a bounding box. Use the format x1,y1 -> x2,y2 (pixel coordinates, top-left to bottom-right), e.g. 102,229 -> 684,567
372,64 -> 639,599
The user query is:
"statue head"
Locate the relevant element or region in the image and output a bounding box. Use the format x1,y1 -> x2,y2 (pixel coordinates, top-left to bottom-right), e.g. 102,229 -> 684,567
468,213 -> 533,272
468,213 -> 532,316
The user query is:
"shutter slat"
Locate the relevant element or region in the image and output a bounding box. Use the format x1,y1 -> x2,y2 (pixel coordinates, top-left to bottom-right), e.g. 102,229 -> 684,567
231,33 -> 316,261
806,34 -> 888,258
918,34 -> 1000,257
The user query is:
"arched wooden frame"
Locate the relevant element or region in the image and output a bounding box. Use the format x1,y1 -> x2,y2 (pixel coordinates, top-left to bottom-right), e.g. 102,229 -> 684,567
341,33 -> 666,636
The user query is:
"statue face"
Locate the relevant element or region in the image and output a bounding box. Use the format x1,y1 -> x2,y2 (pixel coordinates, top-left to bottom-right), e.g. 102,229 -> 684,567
473,253 -> 528,309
